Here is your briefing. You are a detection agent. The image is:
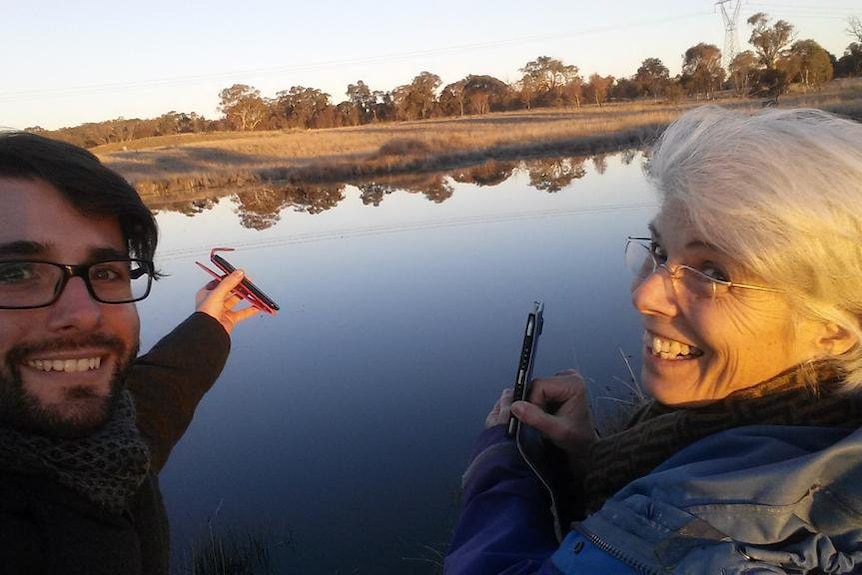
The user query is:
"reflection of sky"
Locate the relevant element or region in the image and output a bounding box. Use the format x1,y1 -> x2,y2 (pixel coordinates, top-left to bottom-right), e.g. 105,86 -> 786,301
138,152 -> 659,573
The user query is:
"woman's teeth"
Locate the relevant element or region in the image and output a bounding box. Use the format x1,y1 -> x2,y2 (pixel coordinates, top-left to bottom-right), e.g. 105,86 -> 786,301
645,333 -> 703,360
27,357 -> 102,373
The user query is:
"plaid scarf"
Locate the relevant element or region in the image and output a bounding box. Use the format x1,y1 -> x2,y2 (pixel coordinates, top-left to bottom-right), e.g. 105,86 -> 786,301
583,363 -> 862,515
0,390 -> 151,513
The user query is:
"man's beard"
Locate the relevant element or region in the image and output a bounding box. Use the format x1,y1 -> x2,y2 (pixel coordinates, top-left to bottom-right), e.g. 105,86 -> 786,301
0,334 -> 138,439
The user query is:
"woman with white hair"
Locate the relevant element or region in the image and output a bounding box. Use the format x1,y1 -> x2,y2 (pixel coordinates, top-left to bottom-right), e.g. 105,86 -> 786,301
445,106 -> 862,574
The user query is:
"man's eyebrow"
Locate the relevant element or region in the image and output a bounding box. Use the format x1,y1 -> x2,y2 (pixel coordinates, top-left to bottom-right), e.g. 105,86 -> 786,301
0,243 -> 130,262
0,241 -> 47,258
647,223 -> 659,238
90,247 -> 130,261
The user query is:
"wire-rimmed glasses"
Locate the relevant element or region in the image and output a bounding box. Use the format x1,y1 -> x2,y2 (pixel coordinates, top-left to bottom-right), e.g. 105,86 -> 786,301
625,237 -> 779,299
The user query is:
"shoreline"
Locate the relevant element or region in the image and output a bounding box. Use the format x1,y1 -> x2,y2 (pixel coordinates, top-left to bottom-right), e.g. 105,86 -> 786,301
99,82 -> 862,200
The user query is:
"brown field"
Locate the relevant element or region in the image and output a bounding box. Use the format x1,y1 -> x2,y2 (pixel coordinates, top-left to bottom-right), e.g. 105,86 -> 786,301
97,78 -> 862,200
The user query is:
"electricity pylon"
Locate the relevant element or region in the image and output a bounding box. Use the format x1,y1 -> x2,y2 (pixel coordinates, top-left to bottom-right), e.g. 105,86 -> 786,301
716,0 -> 742,69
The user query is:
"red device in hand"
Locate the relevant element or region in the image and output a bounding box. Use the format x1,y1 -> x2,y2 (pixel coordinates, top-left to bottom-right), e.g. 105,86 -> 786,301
195,248 -> 279,315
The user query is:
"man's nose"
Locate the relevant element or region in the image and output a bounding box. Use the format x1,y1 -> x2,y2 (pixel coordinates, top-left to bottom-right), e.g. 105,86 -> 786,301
46,276 -> 101,332
631,265 -> 680,318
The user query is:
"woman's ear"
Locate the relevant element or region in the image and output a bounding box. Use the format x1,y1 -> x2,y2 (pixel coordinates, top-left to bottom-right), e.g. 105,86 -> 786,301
816,322 -> 858,357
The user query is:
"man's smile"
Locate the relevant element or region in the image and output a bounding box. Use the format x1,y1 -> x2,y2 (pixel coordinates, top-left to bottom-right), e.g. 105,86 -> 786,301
26,356 -> 104,372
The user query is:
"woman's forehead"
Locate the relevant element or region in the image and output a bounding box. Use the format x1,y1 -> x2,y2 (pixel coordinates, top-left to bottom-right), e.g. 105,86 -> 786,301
651,201 -> 697,240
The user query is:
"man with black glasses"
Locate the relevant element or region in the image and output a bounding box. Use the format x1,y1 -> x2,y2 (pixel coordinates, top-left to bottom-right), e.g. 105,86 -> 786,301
0,132 -> 259,574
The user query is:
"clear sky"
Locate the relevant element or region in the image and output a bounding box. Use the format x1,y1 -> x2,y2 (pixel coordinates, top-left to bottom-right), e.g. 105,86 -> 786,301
2,0 -> 857,130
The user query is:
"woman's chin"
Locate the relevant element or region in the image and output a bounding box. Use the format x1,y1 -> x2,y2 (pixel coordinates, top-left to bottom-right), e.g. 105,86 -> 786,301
641,349 -> 705,405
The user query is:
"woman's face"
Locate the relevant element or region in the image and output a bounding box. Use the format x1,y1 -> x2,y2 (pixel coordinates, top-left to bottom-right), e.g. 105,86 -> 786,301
631,201 -> 827,406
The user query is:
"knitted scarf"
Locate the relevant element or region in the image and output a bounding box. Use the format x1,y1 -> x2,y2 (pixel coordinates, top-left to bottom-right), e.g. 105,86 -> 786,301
582,363 -> 862,515
0,389 -> 151,513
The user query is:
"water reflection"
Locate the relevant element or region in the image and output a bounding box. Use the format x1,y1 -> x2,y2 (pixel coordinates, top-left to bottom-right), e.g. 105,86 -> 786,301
450,160 -> 518,187
147,153 -> 639,229
526,157 -> 587,193
141,149 -> 657,574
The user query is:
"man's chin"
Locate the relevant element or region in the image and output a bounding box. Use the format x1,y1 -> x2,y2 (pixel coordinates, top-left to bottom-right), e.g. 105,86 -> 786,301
12,389 -> 117,439
45,393 -> 115,438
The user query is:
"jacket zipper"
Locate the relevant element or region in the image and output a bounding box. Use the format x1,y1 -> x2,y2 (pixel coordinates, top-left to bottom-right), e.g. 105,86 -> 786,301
576,525 -> 663,575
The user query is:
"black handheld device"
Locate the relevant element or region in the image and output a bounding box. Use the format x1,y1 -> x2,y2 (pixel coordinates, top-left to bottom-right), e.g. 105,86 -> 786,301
211,252 -> 281,313
506,300 -> 544,438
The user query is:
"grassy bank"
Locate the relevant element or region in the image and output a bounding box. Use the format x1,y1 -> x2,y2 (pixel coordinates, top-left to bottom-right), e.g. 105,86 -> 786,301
98,79 -> 862,199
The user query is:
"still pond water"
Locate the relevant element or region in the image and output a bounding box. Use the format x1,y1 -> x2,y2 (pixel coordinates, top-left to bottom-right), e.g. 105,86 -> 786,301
135,151 -> 659,573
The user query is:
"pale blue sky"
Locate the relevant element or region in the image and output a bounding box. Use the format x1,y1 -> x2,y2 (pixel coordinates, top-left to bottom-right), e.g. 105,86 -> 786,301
1,0 -> 856,130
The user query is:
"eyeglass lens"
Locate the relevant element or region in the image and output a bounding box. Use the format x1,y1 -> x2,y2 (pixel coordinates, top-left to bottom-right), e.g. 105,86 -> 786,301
0,260 -> 152,308
624,241 -> 722,299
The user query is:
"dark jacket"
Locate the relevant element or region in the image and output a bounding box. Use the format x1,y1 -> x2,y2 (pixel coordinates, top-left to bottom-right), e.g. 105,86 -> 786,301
0,312 -> 230,575
445,423 -> 862,574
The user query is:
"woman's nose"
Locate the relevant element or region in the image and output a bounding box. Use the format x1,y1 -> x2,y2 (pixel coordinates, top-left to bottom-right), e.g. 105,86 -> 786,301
631,265 -> 680,318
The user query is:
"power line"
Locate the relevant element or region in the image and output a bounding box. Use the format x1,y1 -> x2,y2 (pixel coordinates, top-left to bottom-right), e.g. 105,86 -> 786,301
747,2 -> 858,12
0,11 -> 712,103
154,201 -> 658,263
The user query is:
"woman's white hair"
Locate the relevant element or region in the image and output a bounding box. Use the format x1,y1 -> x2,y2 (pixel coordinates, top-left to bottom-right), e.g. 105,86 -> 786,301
647,105 -> 862,391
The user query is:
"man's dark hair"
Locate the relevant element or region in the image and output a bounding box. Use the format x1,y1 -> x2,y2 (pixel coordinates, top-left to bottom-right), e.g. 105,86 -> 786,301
0,132 -> 158,261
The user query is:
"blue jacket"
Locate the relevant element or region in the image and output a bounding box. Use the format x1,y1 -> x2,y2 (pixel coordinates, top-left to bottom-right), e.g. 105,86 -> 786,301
445,423 -> 862,574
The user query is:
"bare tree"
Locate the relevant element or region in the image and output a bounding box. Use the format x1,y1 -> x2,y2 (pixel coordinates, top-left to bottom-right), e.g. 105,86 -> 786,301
848,16 -> 862,44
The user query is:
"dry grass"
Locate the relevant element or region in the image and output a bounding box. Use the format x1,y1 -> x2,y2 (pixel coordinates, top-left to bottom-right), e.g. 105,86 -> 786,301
98,79 -> 862,199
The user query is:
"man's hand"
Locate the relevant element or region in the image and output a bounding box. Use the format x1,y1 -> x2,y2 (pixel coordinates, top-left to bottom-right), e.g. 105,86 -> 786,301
510,370 -> 597,475
195,270 -> 262,335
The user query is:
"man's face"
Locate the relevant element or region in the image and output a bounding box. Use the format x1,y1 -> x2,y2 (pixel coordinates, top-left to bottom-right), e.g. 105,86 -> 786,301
0,178 -> 140,436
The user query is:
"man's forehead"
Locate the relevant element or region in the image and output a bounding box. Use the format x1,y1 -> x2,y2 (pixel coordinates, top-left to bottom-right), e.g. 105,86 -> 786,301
0,177 -> 126,260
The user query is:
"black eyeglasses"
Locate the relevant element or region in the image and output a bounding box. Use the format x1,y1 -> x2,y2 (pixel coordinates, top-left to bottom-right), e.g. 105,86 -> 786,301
0,259 -> 154,309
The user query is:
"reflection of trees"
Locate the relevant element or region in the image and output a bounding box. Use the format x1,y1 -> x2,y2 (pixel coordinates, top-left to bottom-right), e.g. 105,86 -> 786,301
591,154 -> 608,175
356,174 -> 454,205
417,177 -> 454,203
234,188 -> 285,230
524,157 -> 587,193
357,183 -> 392,206
451,161 -> 517,187
283,184 -> 345,214
233,183 -> 346,229
621,149 -> 638,165
152,197 -> 220,217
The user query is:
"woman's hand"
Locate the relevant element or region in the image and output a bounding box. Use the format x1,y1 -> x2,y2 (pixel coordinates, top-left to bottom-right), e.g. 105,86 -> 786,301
195,270 -> 262,335
510,370 -> 597,475
485,388 -> 515,428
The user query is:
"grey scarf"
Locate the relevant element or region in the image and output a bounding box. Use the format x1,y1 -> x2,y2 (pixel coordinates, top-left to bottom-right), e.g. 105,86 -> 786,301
0,390 -> 151,513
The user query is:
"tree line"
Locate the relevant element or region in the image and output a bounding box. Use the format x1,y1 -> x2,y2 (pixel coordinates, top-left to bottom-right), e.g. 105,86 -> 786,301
155,152 -> 636,230
35,13 -> 862,148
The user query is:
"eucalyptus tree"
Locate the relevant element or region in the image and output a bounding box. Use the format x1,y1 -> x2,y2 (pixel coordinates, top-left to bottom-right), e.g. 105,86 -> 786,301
218,84 -> 268,131
747,13 -> 795,70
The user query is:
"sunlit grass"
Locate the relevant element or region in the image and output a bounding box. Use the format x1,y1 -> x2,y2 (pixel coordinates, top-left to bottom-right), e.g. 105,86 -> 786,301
97,79 -> 862,198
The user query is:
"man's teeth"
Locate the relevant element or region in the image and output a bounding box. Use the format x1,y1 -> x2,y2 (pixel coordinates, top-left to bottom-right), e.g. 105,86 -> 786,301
27,357 -> 102,372
645,333 -> 702,360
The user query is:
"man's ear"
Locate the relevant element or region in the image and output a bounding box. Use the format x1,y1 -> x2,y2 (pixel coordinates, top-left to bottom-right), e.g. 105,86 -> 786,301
816,322 -> 858,357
